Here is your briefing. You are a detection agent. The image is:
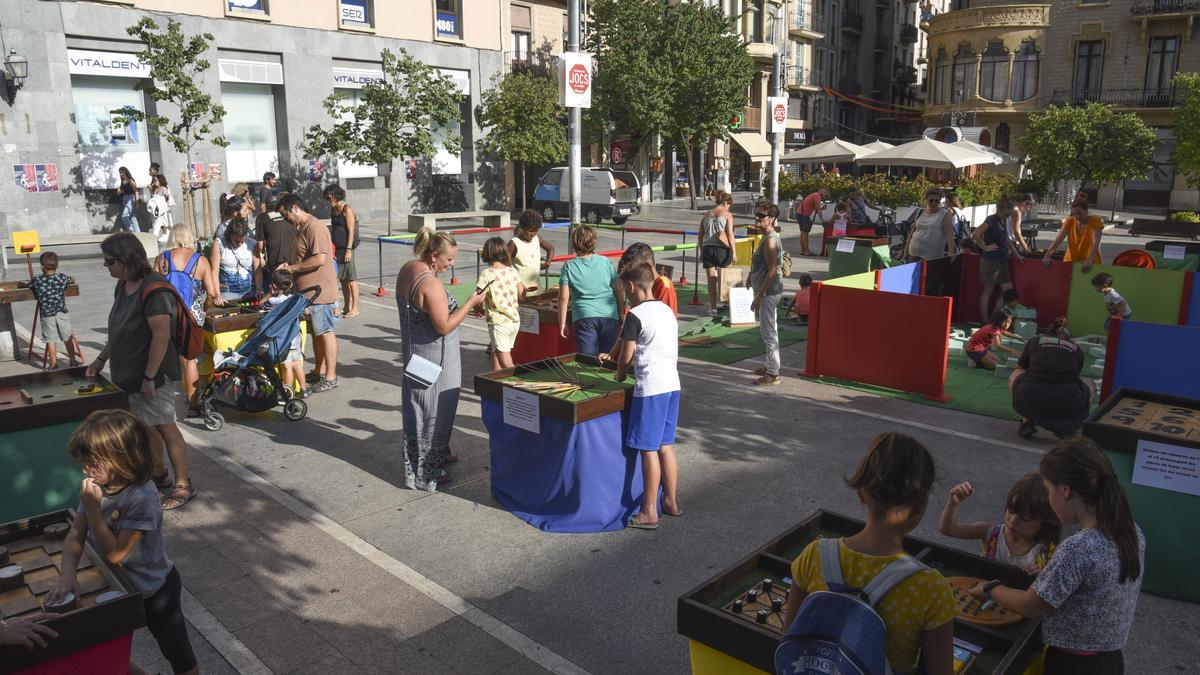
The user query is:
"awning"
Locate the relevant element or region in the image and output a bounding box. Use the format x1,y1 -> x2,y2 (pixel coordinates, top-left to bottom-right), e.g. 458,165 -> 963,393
729,132 -> 773,162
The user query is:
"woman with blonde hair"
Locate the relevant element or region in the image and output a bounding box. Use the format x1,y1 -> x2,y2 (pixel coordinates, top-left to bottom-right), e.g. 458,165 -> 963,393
395,228 -> 484,491
155,223 -> 217,409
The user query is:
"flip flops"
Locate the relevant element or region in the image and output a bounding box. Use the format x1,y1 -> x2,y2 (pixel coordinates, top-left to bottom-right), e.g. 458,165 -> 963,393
627,516 -> 659,530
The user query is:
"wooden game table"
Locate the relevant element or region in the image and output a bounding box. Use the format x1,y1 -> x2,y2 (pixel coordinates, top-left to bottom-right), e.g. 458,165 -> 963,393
0,281 -> 81,362
511,287 -> 576,365
475,354 -> 643,533
198,304 -> 306,387
0,509 -> 147,674
678,510 -> 1044,675
0,368 -> 127,523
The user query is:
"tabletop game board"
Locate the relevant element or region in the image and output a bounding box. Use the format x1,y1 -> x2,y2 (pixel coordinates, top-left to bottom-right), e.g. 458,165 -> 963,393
475,354 -> 633,425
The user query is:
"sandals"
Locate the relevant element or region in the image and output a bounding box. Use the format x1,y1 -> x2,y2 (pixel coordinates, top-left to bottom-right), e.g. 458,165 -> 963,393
162,482 -> 196,510
627,516 -> 659,530
754,375 -> 782,386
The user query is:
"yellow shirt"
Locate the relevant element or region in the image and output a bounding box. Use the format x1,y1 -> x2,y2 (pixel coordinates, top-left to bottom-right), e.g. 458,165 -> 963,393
791,538 -> 957,673
1062,215 -> 1104,264
510,234 -> 542,290
476,265 -> 522,326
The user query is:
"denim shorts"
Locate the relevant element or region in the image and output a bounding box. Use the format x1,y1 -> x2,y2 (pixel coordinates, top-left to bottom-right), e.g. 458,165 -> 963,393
572,316 -> 619,357
309,303 -> 339,336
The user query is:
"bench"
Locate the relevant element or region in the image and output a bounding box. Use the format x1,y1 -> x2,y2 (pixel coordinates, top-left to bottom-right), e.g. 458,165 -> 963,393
2,232 -> 159,277
407,211 -> 509,233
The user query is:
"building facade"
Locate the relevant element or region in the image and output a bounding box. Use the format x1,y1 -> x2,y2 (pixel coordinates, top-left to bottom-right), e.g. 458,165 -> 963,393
1,0 -> 505,237
923,0 -> 1198,211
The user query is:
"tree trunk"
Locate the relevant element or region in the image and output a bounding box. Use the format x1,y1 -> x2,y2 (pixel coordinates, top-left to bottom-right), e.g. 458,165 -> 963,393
1111,180 -> 1121,222
520,161 -> 526,212
684,136 -> 698,212
387,160 -> 395,236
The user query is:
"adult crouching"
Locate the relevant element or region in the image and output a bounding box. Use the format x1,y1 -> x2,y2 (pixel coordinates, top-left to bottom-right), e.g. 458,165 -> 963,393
1009,318 -> 1095,440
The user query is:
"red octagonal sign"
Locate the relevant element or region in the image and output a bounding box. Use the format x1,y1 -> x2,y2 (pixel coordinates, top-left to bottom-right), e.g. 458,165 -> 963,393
569,64 -> 590,94
773,104 -> 787,124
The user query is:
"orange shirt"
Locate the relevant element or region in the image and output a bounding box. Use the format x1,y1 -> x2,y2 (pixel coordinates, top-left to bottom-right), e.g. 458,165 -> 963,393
651,275 -> 678,317
1061,215 -> 1104,264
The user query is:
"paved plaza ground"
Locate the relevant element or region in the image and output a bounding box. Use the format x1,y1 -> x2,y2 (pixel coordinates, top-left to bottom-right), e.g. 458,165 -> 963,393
2,199 -> 1197,674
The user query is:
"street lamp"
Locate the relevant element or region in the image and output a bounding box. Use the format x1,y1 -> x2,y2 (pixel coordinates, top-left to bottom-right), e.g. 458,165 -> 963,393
3,49 -> 28,105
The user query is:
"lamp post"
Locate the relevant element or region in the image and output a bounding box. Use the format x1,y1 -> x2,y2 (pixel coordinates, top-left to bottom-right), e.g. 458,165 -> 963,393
3,49 -> 28,105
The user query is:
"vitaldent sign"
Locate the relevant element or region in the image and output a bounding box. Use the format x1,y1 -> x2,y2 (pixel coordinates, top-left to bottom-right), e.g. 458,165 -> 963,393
67,49 -> 150,78
332,67 -> 384,89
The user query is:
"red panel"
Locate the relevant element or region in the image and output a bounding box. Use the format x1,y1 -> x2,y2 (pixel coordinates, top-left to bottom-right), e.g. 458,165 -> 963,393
16,634 -> 132,675
953,254 -> 1072,327
956,253 -> 984,324
512,323 -> 576,364
1180,271 -> 1194,325
806,284 -> 952,400
802,282 -> 824,377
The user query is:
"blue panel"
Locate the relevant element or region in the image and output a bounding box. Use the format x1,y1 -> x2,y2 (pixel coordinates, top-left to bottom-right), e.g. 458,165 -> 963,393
1111,320 -> 1200,399
879,261 -> 921,295
1187,273 -> 1200,327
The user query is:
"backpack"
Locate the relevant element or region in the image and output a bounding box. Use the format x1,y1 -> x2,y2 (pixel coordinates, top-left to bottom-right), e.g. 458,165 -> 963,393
139,278 -> 205,360
162,252 -> 201,310
775,538 -> 927,675
781,249 -> 793,278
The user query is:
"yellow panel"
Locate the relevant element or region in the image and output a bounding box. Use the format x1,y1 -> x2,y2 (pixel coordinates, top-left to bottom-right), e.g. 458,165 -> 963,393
11,230 -> 40,254
824,271 -> 876,290
688,640 -> 770,675
734,235 -> 762,264
197,322 -> 307,392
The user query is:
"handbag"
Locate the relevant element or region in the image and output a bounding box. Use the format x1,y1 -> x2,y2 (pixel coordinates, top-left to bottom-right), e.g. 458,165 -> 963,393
402,272 -> 445,388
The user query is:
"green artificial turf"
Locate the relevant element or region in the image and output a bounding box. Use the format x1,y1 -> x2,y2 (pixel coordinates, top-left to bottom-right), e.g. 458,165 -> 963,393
677,313 -> 807,366
498,361 -> 631,402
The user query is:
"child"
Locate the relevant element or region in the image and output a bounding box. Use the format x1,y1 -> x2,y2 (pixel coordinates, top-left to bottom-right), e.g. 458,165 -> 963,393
48,410 -> 198,675
23,252 -> 77,370
780,432 -> 955,675
475,237 -> 525,370
965,311 -> 1023,369
969,438 -> 1144,674
829,201 -> 850,236
558,225 -> 620,356
938,474 -> 1060,575
263,268 -> 308,398
508,209 -> 556,293
786,273 -> 814,322
618,242 -> 677,316
1002,287 -> 1022,314
1092,272 -> 1132,331
604,262 -> 681,530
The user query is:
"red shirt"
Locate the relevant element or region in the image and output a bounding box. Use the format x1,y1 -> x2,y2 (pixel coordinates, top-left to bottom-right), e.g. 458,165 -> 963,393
652,275 -> 678,317
792,287 -> 811,315
966,324 -> 1002,353
797,192 -> 823,217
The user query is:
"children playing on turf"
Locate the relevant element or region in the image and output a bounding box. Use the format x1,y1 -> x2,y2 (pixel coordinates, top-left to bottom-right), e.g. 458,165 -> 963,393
829,202 -> 850,236
781,432 -> 955,675
508,210 -> 555,293
263,268 -> 308,397
1092,272 -> 1132,330
49,410 -> 199,675
968,438 -> 1144,674
476,237 -> 525,370
23,252 -> 77,370
786,273 -> 814,322
618,242 -> 677,316
965,311 -> 1023,369
938,474 -> 1060,575
602,262 -> 681,530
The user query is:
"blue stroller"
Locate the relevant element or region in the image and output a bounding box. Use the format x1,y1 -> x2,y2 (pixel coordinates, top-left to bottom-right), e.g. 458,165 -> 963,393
197,286 -> 320,431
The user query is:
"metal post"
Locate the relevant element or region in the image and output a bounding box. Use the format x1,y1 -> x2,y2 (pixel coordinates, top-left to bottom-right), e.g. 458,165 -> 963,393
376,238 -> 387,296
769,18 -> 783,206
568,0 -> 582,248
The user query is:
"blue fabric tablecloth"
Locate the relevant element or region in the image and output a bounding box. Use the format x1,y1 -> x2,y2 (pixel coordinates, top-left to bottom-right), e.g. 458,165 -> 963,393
482,398 -> 647,533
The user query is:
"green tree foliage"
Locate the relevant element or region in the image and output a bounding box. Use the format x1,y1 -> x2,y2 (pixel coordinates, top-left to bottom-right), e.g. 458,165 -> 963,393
119,17 -> 227,168
1019,103 -> 1157,190
659,2 -> 753,210
1173,73 -> 1200,189
475,72 -> 567,211
304,48 -> 462,233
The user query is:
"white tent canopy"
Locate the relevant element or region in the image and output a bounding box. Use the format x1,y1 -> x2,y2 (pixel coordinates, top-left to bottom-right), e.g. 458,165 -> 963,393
862,140 -> 895,153
856,137 -> 1001,170
954,139 -> 1022,166
781,137 -> 873,163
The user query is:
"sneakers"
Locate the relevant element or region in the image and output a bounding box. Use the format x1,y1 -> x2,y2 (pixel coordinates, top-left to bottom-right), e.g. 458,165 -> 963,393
305,369 -> 322,384
1017,419 -> 1037,438
310,377 -> 339,393
299,387 -> 312,399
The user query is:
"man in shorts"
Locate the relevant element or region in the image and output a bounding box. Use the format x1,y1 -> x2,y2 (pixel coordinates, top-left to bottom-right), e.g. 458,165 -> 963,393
794,187 -> 827,256
277,194 -> 341,393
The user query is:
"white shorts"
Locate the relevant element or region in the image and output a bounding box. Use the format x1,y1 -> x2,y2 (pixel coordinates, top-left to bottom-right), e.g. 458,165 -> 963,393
489,321 -> 519,353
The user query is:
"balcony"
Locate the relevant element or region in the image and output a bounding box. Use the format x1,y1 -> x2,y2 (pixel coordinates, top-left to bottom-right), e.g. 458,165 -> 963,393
1131,0 -> 1200,15
900,23 -> 919,44
842,10 -> 864,34
504,51 -> 555,78
790,10 -> 826,39
873,32 -> 889,52
788,66 -> 821,92
1050,87 -> 1180,108
927,5 -> 1050,34
895,65 -> 918,86
746,41 -> 777,63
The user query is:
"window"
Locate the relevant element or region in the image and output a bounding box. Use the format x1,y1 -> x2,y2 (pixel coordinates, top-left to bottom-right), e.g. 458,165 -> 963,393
995,122 -> 1011,154
338,0 -> 372,29
1073,40 -> 1104,101
434,0 -> 462,40
933,47 -> 948,104
1145,36 -> 1179,103
542,169 -> 563,186
511,3 -> 532,69
221,83 -> 280,183
226,0 -> 268,17
978,41 -> 1008,102
71,75 -> 153,189
951,44 -> 975,103
1010,39 -> 1038,102
331,88 -> 379,179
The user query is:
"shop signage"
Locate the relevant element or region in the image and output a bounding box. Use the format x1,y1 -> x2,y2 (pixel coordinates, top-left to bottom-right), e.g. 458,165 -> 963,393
340,0 -> 369,26
227,0 -> 265,12
67,49 -> 149,78
768,96 -> 787,134
558,52 -> 592,108
785,129 -> 810,149
332,67 -> 384,89
435,11 -> 459,38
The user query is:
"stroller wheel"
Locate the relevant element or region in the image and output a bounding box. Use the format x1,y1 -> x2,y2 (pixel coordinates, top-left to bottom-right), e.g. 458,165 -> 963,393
280,386 -> 295,402
203,411 -> 225,431
284,399 -> 307,421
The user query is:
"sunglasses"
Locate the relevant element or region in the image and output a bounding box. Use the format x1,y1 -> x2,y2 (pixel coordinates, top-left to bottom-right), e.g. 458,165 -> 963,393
103,257 -> 118,267
755,212 -> 770,219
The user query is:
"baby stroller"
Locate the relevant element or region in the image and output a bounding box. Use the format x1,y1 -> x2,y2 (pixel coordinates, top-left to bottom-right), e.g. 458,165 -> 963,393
198,286 -> 320,431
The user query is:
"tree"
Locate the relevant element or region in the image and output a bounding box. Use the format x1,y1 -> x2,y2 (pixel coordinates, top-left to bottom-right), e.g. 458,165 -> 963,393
117,17 -> 227,226
1173,73 -> 1200,190
475,72 -> 568,211
659,2 -> 753,210
1019,103 -> 1158,212
304,48 -> 463,234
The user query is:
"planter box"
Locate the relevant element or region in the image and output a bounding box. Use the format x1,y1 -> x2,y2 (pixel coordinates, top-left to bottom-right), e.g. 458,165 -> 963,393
1130,218 -> 1200,241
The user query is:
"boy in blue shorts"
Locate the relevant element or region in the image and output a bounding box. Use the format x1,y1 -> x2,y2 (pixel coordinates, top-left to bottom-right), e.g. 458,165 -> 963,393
604,262 -> 682,530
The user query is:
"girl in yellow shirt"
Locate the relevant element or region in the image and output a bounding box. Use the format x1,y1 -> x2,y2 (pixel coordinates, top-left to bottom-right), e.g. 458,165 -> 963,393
781,432 -> 957,675
1043,201 -> 1104,269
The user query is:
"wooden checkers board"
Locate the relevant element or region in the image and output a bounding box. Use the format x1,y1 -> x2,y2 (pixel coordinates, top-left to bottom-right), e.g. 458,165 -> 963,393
947,577 -> 1022,627
1096,396 -> 1200,441
720,578 -> 791,633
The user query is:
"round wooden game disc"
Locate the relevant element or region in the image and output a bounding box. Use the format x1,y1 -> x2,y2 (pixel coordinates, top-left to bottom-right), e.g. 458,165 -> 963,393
0,564 -> 25,591
43,591 -> 78,613
42,523 -> 70,540
0,544 -> 9,565
76,383 -> 103,395
95,590 -> 125,604
946,576 -> 1022,627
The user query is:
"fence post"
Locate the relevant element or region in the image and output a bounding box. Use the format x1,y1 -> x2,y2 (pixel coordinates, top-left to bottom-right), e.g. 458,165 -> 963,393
376,238 -> 388,296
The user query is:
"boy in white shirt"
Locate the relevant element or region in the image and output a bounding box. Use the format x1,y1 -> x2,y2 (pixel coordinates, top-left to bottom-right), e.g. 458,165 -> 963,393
603,262 -> 681,530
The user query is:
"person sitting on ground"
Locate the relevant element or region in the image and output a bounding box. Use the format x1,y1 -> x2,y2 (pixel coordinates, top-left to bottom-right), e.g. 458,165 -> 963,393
1042,199 -> 1103,272
939,474 -> 1060,575
1009,317 -> 1094,439
23,252 -> 77,370
785,273 -> 814,323
965,311 -> 1022,370
558,225 -> 621,356
781,432 -> 956,675
1092,272 -> 1132,331
474,237 -> 525,371
509,210 -> 555,293
700,191 -> 737,316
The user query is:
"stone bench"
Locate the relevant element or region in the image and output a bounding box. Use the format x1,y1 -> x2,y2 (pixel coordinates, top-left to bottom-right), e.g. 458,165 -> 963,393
407,211 -> 509,233
2,232 -> 159,276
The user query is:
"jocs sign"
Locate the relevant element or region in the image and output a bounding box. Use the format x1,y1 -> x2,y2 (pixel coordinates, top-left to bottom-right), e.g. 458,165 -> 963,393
558,52 -> 592,108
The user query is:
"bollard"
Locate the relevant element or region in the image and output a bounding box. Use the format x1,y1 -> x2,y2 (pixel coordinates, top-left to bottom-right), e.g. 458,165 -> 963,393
376,238 -> 388,296
450,264 -> 460,285
677,231 -> 689,286
476,249 -> 481,281
689,242 -> 702,305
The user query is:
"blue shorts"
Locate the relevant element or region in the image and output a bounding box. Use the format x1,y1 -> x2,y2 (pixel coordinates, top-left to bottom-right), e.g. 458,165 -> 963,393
966,349 -> 988,365
626,391 -> 680,452
309,303 -> 339,336
573,316 -> 620,357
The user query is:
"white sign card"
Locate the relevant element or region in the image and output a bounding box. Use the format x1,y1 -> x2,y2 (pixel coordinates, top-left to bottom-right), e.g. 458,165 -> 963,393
67,49 -> 150,79
1132,439 -> 1200,497
836,238 -> 857,254
1162,245 -> 1186,261
558,52 -> 593,108
518,307 -> 540,334
768,96 -> 788,134
502,387 -> 540,434
728,286 -> 756,325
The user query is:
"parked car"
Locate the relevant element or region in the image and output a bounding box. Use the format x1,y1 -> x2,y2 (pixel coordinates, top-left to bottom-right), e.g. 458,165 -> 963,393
533,167 -> 640,225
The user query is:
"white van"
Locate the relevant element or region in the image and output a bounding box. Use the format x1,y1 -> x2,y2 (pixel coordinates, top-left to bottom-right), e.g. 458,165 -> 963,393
533,167 -> 641,225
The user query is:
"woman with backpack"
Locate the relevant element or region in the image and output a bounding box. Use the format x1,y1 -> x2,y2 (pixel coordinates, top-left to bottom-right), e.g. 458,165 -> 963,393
155,223 -> 218,412
87,233 -> 195,510
324,184 -> 360,318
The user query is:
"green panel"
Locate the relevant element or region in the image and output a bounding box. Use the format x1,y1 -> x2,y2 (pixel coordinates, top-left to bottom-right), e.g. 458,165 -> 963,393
824,271 -> 876,290
1065,264 -> 1186,336
1105,449 -> 1200,603
0,421 -> 83,522
1150,252 -> 1200,272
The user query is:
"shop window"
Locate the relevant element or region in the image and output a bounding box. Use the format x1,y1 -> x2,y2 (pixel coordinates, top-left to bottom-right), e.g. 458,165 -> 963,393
332,88 -> 379,179
434,0 -> 463,40
226,0 -> 269,18
1010,39 -> 1038,102
431,69 -> 470,175
71,75 -> 153,189
221,82 -> 280,183
339,0 -> 373,30
978,41 -> 1008,102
